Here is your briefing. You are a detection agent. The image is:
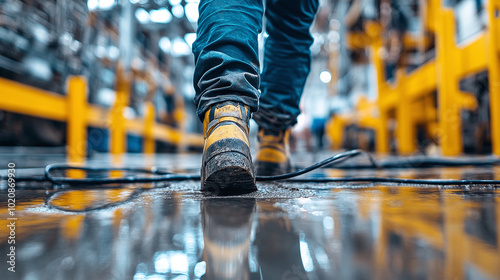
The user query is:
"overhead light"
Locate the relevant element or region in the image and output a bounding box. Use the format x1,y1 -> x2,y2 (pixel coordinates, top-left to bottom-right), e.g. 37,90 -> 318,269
154,253 -> 170,274
150,8 -> 172,23
99,0 -> 115,10
172,37 -> 191,57
70,40 -> 82,52
59,32 -> 72,46
172,5 -> 184,18
95,45 -> 107,58
159,37 -> 172,53
107,45 -> 120,60
169,0 -> 181,5
328,30 -> 340,43
135,8 -> 150,24
87,0 -> 98,11
194,262 -> 206,278
184,33 -> 196,48
320,71 -> 332,84
185,3 -> 199,22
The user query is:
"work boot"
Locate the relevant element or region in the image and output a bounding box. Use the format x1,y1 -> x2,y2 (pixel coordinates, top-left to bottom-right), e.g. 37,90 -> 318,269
201,101 -> 256,195
255,128 -> 292,176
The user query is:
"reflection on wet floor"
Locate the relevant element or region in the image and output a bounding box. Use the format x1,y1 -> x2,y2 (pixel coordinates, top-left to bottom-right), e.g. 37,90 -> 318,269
1,153 -> 500,279
1,182 -> 500,279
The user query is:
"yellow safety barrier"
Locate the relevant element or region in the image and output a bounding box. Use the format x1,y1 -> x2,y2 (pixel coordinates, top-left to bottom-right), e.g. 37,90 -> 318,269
329,0 -> 500,156
488,1 -> 500,155
0,75 -> 204,163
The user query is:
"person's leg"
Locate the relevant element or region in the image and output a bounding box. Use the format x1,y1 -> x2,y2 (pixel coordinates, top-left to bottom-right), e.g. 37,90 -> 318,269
192,0 -> 263,121
253,0 -> 319,131
192,0 -> 263,194
254,0 -> 319,176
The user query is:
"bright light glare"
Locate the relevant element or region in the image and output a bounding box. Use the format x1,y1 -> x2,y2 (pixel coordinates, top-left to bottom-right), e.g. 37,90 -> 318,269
108,45 -> 120,60
184,33 -> 196,48
154,253 -> 169,273
194,262 -> 206,278
169,0 -> 181,5
87,0 -> 98,11
320,71 -> 332,83
99,0 -> 115,10
323,216 -> 334,230
95,45 -> 106,58
135,8 -> 150,24
130,0 -> 140,4
159,37 -> 171,53
172,37 -> 191,57
153,251 -> 188,275
300,241 -> 315,272
172,5 -> 184,18
150,8 -> 172,23
132,272 -> 146,280
169,252 -> 188,274
185,3 -> 199,22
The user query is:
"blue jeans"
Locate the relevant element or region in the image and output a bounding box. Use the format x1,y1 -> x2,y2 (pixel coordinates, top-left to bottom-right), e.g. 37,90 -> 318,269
192,0 -> 319,131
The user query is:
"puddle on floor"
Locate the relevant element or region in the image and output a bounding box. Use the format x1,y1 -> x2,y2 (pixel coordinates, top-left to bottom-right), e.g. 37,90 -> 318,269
1,177 -> 500,280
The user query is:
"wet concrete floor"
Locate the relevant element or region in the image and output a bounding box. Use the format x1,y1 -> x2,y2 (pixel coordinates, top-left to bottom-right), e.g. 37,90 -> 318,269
1,151 -> 500,280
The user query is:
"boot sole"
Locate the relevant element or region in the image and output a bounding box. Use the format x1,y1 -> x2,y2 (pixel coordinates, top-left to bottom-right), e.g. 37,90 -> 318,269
202,139 -> 257,195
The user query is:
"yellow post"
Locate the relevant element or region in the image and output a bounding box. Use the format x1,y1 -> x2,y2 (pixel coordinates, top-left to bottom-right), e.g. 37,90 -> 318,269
327,115 -> 344,150
67,76 -> 87,178
376,111 -> 389,154
370,32 -> 390,154
144,102 -> 155,154
436,10 -> 463,156
487,1 -> 500,155
111,65 -> 130,155
395,70 -> 417,154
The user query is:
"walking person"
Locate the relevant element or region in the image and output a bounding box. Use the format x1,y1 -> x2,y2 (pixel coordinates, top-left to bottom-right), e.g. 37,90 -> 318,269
192,0 -> 320,194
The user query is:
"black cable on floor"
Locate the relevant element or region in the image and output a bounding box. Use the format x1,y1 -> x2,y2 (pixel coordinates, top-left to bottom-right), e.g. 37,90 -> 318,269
256,149 -> 377,181
315,157 -> 500,169
40,149 -> 375,185
2,148 -> 499,213
3,149 -> 500,188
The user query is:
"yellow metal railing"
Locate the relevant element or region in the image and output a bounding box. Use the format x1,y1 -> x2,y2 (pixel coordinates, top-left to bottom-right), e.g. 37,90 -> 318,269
329,0 -> 500,156
0,75 -> 204,163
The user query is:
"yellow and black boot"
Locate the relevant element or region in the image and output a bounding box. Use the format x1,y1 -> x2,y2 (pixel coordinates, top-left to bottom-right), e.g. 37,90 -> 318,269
255,128 -> 292,176
201,101 -> 256,195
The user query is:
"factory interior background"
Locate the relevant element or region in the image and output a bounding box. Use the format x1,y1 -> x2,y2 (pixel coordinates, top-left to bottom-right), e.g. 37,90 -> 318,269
2,0 -> 500,279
